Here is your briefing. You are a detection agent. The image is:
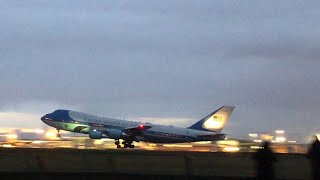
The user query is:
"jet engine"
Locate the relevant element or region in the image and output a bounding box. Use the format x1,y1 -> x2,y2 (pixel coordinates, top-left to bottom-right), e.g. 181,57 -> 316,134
108,129 -> 124,139
89,130 -> 103,139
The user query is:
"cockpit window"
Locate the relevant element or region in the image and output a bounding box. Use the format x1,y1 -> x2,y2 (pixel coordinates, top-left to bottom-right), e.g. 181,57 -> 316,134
53,109 -> 64,114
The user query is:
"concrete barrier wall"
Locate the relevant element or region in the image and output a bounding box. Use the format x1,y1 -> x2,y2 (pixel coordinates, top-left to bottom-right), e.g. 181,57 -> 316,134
0,148 -> 312,179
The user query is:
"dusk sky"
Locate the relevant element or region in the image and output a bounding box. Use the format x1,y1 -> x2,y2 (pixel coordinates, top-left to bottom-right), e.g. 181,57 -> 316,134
1,1 -> 320,142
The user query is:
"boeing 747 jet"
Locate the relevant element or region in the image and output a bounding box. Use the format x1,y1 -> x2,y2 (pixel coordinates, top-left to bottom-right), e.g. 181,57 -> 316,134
41,105 -> 235,148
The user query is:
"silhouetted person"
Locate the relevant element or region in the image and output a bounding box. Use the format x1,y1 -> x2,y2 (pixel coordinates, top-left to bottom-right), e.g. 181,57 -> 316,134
306,135 -> 320,180
252,141 -> 277,180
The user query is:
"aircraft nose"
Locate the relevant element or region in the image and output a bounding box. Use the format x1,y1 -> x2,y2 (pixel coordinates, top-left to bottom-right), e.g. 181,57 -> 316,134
40,115 -> 46,121
41,114 -> 50,121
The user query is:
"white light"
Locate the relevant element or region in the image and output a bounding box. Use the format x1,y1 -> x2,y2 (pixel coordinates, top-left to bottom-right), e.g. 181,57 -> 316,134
32,141 -> 42,144
2,144 -> 12,148
6,134 -> 18,139
253,140 -> 262,143
216,140 -> 239,146
288,140 -> 296,143
163,144 -> 193,148
148,143 -> 157,147
276,137 -> 286,142
250,146 -> 263,149
249,134 -> 258,138
222,147 -> 240,152
45,132 -> 59,139
193,141 -> 211,144
275,130 -> 285,134
35,129 -> 44,134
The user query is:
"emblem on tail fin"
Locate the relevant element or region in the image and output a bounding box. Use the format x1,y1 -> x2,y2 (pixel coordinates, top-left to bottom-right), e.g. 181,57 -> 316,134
202,115 -> 225,130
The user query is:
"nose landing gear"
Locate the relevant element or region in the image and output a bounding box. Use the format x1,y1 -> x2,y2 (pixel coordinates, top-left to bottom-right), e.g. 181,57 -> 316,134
56,129 -> 61,138
115,140 -> 121,148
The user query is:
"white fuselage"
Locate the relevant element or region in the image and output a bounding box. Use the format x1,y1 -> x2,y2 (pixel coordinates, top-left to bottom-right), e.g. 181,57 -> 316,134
41,110 -> 218,143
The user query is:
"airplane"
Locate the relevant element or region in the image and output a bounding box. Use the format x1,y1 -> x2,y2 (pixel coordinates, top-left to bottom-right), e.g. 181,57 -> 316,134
41,105 -> 235,148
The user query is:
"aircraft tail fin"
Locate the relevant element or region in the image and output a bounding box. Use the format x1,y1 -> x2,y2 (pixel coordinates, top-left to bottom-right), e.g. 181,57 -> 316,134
188,105 -> 235,132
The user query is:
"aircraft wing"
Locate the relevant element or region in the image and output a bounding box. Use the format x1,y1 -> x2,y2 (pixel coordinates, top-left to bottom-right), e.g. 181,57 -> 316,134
123,124 -> 153,135
125,125 -> 152,131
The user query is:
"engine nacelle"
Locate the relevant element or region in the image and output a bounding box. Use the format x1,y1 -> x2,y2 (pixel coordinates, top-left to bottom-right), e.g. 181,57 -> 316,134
89,130 -> 103,139
108,129 -> 123,139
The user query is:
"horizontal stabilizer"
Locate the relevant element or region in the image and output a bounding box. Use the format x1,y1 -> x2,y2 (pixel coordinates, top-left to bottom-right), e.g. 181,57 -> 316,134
198,133 -> 226,141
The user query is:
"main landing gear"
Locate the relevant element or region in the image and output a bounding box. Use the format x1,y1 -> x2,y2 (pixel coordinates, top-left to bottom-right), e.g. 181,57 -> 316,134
115,139 -> 135,149
123,140 -> 135,148
56,129 -> 61,138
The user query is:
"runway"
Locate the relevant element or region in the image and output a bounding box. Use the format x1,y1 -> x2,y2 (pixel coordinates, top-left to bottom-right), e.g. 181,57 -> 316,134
0,134 -> 308,154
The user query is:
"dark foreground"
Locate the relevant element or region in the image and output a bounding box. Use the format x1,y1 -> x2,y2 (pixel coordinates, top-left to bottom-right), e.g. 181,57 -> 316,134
0,148 -> 311,180
0,173 -> 259,180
